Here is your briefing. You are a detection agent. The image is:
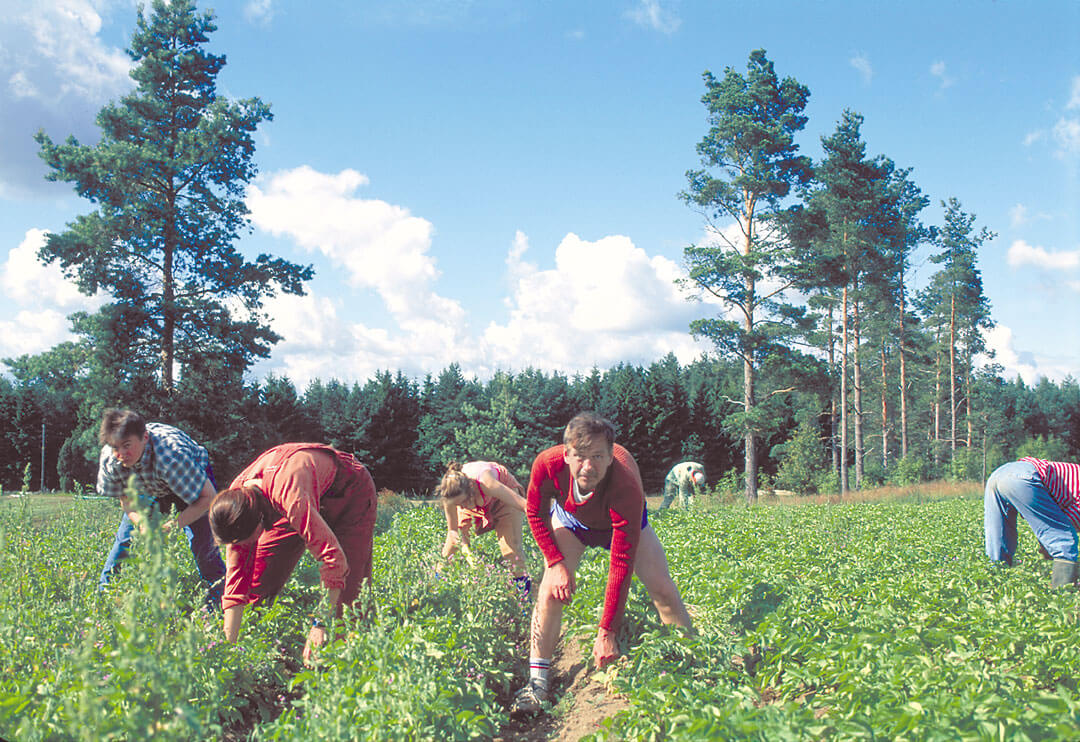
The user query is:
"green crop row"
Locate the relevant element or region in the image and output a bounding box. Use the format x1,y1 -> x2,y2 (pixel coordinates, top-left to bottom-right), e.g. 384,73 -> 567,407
2,494 -> 1077,740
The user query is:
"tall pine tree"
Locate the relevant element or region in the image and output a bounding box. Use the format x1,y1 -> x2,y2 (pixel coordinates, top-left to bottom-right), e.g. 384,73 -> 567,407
680,49 -> 813,503
35,0 -> 311,395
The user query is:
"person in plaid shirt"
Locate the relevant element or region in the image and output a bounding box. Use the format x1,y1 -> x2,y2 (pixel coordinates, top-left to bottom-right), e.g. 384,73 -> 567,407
984,456 -> 1080,587
96,408 -> 225,608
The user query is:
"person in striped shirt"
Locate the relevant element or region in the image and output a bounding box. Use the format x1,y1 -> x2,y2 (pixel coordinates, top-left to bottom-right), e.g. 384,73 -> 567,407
984,456 -> 1080,587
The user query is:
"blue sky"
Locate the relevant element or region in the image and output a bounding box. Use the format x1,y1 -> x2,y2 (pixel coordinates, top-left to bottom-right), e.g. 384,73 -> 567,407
1,0 -> 1078,389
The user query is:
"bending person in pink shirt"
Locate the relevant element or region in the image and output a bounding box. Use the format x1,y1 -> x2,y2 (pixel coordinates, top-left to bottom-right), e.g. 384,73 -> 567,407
436,461 -> 531,596
511,412 -> 693,716
209,444 -> 377,662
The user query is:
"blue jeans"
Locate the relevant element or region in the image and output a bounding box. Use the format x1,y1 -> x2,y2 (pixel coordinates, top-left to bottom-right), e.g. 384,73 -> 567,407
98,472 -> 226,610
984,460 -> 1078,565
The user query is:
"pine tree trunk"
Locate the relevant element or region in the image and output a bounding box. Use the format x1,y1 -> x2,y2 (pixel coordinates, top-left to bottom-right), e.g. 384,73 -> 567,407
853,296 -> 864,489
745,365 -> 757,505
899,285 -> 909,459
162,204 -> 176,392
880,340 -> 889,471
828,301 -> 839,473
743,212 -> 758,505
972,367 -> 980,447
932,327 -> 942,467
840,285 -> 849,496
949,296 -> 957,454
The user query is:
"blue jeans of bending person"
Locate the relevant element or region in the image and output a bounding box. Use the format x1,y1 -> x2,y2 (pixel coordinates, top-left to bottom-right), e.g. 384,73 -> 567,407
98,469 -> 226,610
984,459 -> 1078,565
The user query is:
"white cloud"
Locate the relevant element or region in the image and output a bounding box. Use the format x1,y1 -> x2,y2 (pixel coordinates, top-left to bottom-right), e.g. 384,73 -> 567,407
1067,75 -> 1080,110
252,288 -> 488,390
977,324 -> 1074,385
0,0 -> 133,196
1006,239 -> 1080,270
249,166 -> 466,325
0,227 -> 105,361
0,308 -> 76,360
481,232 -> 717,374
626,0 -> 681,34
248,166 -> 478,384
1008,204 -> 1028,228
244,0 -> 274,24
1023,129 -> 1046,147
850,54 -> 873,84
1,228 -> 102,310
505,230 -> 534,289
1052,116 -> 1080,157
247,167 -> 725,383
930,60 -> 954,90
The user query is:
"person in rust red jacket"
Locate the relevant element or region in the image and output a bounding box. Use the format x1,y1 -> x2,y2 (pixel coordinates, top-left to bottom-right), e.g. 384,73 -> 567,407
511,412 -> 693,715
208,443 -> 376,662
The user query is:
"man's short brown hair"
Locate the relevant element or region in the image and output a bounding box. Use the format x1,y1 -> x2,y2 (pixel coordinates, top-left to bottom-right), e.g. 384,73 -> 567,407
99,408 -> 147,448
563,411 -> 616,451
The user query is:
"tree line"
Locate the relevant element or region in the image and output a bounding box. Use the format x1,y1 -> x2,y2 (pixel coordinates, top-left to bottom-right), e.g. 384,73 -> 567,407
2,354 -> 1078,498
1,3 -> 1065,500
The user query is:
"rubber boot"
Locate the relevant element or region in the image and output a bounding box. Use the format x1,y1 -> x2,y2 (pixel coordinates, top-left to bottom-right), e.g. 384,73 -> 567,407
1051,559 -> 1078,588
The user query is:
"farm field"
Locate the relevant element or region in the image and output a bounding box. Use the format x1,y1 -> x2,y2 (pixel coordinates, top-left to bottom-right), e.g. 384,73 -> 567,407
2,488 -> 1079,741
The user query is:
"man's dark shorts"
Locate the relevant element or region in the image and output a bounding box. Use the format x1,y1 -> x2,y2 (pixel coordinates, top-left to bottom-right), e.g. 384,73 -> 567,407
549,500 -> 649,549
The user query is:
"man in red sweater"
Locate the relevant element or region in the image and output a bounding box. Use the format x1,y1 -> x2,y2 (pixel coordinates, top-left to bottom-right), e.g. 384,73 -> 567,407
511,412 -> 693,715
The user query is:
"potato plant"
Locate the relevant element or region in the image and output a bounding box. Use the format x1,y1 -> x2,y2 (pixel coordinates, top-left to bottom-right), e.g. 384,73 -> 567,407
586,498 -> 1080,740
3,492 -> 1079,740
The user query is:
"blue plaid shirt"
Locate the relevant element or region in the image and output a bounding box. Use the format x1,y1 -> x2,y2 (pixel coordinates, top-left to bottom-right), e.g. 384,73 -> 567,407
96,422 -> 210,505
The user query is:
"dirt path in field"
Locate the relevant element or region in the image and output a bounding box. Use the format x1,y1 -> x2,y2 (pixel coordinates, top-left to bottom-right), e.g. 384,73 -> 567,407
496,630 -> 629,742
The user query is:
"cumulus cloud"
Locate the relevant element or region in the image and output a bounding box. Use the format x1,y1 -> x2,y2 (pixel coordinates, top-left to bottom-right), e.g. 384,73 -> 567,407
626,0 -> 681,34
1008,204 -> 1028,228
930,60 -> 954,90
1006,239 -> 1080,270
481,232 -> 717,375
1052,116 -> 1080,157
247,166 -> 479,384
977,324 -> 1074,385
249,166 -> 465,325
0,228 -> 103,361
243,0 -> 274,24
244,166 -> 725,384
0,0 -> 132,197
0,308 -> 77,360
1068,75 -> 1080,110
247,291 -> 469,389
1,228 -> 102,310
850,54 -> 873,84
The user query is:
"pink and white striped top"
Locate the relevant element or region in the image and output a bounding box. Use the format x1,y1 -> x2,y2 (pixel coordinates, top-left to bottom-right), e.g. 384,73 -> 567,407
1021,457 -> 1080,530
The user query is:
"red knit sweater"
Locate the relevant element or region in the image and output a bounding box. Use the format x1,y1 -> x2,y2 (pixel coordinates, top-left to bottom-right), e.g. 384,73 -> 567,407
526,443 -> 644,631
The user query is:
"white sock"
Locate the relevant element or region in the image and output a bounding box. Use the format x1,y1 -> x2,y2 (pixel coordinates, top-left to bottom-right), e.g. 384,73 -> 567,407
528,657 -> 551,688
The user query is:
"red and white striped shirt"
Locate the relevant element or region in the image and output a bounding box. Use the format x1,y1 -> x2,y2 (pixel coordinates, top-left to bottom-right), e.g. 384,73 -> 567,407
1021,457 -> 1080,530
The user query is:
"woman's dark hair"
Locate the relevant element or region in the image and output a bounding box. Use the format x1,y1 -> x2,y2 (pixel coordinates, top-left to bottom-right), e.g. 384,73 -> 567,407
209,486 -> 279,544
